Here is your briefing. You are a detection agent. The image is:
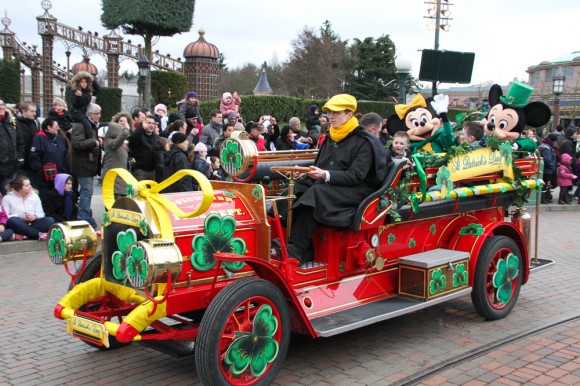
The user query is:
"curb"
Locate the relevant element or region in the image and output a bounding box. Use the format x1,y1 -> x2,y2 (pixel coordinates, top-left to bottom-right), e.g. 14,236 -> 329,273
0,239 -> 47,255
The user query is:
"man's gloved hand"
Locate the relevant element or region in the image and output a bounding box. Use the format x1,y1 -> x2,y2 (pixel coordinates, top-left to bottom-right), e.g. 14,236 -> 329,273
430,94 -> 449,115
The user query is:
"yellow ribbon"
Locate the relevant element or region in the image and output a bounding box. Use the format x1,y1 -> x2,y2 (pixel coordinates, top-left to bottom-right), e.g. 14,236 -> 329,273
394,93 -> 427,120
102,168 -> 214,239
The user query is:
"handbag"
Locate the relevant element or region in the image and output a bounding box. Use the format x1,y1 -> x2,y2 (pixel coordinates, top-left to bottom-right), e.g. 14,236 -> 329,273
43,163 -> 57,181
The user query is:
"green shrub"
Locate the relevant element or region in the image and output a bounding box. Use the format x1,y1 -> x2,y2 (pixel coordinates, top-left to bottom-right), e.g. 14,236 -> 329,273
151,71 -> 187,109
0,59 -> 21,103
96,87 -> 122,122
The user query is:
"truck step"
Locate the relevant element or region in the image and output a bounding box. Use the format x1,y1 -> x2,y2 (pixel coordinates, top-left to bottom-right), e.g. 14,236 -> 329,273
311,288 -> 471,337
529,258 -> 555,273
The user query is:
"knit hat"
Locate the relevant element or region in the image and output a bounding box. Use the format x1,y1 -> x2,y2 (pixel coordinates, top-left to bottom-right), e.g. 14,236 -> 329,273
154,104 -> 167,114
226,111 -> 238,123
222,92 -> 232,102
167,112 -> 180,125
171,132 -> 188,145
322,94 -> 357,113
194,142 -> 207,152
186,91 -> 198,99
185,109 -> 197,119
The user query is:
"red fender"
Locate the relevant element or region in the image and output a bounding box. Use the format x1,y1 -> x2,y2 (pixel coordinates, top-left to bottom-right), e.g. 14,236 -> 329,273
443,217 -> 529,286
213,252 -> 316,337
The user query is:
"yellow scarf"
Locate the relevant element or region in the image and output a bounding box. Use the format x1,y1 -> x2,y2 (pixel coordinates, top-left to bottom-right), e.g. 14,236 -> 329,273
329,116 -> 359,143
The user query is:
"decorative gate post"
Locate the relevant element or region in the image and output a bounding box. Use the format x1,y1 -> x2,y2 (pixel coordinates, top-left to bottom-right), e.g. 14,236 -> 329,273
37,2 -> 57,115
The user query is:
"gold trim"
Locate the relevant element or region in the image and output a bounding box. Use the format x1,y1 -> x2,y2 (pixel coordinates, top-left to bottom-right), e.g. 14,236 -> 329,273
172,270 -> 255,288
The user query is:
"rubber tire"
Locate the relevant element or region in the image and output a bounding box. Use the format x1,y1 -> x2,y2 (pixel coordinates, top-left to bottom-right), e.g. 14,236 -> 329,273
471,235 -> 522,320
70,251 -> 129,350
195,278 -> 291,386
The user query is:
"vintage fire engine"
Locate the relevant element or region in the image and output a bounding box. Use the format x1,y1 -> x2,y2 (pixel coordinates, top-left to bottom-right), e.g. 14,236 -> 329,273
47,132 -> 552,385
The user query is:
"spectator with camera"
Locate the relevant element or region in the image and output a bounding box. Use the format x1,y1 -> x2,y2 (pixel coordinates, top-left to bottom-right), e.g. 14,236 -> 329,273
29,117 -> 70,203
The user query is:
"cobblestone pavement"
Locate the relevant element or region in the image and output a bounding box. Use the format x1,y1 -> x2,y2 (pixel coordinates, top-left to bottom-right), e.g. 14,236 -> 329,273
0,210 -> 578,386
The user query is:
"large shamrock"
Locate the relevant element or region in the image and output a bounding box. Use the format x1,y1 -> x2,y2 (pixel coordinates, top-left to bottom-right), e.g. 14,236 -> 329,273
429,268 -> 447,295
191,214 -> 246,272
436,166 -> 453,198
459,223 -> 484,236
224,304 -> 280,378
492,253 -> 519,305
453,263 -> 468,287
111,229 -> 137,281
221,141 -> 243,170
499,142 -> 513,168
48,228 -> 67,264
126,245 -> 148,287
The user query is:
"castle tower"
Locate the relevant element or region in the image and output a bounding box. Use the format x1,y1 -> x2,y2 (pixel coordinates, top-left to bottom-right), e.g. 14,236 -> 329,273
183,28 -> 219,101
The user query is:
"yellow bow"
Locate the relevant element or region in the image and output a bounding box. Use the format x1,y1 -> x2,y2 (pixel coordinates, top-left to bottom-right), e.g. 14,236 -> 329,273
102,168 -> 214,239
394,93 -> 427,120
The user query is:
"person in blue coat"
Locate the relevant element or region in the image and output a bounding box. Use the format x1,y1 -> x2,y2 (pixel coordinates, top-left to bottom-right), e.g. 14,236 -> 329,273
29,117 -> 70,202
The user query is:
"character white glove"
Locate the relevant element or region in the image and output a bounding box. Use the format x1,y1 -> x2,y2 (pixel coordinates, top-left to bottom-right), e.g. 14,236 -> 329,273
430,94 -> 449,115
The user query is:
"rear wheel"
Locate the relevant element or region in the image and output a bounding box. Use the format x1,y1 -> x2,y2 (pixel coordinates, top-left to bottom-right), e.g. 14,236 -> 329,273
471,236 -> 522,320
195,278 -> 291,385
71,251 -> 131,350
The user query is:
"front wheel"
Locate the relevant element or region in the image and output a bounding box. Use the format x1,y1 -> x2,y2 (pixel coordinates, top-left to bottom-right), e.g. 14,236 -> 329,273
471,235 -> 523,320
195,278 -> 291,386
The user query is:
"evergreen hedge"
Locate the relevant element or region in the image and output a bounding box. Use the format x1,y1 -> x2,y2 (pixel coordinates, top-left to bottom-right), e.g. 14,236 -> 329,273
96,87 -> 123,122
199,95 -> 464,125
0,59 -> 22,103
151,70 -> 187,109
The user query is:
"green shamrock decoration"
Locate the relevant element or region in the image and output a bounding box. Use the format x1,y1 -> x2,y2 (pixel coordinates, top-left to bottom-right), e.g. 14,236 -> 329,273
221,141 -> 243,170
138,219 -> 149,236
387,233 -> 396,245
102,212 -> 111,227
252,186 -> 263,201
190,214 -> 246,272
126,184 -> 136,198
126,245 -> 148,287
48,228 -> 67,264
408,238 -> 416,248
111,229 -> 137,280
499,142 -> 513,167
429,268 -> 447,295
429,224 -> 436,235
459,223 -> 484,236
224,304 -> 280,378
223,191 -> 237,199
492,253 -> 519,305
453,263 -> 468,287
435,166 -> 453,197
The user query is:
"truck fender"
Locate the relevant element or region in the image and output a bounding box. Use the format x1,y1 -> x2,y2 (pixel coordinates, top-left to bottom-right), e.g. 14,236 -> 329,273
213,252 -> 316,337
444,220 -> 529,286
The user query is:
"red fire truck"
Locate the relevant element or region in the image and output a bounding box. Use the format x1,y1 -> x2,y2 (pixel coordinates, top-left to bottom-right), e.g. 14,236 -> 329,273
47,132 -> 551,385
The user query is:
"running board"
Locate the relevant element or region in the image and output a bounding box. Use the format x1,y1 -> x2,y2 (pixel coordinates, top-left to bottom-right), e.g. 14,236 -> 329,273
529,258 -> 555,273
311,288 -> 472,337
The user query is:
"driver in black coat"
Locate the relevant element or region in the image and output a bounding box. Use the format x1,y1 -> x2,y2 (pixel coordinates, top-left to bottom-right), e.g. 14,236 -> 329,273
286,94 -> 391,266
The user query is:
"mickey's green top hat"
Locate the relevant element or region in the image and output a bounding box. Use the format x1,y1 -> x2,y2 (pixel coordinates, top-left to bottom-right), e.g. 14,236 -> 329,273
500,81 -> 534,108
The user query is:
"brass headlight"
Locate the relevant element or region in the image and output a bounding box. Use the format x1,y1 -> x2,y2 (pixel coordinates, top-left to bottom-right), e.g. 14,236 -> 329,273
125,239 -> 183,288
47,221 -> 98,264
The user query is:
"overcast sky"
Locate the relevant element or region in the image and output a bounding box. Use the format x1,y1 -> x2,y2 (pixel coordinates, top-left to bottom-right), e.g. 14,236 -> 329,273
3,0 -> 579,89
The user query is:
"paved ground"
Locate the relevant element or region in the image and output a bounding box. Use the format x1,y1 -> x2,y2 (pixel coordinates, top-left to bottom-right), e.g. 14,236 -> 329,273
0,195 -> 579,385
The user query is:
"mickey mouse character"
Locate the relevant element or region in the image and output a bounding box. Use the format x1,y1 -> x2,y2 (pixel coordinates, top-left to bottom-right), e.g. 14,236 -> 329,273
481,82 -> 551,152
386,93 -> 456,154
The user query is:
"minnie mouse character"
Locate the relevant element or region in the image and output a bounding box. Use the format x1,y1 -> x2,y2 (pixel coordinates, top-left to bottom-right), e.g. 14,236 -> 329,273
386,93 -> 456,154
481,82 -> 551,152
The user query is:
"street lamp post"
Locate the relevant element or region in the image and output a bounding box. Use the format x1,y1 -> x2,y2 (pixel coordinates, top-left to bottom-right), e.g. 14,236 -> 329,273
424,0 -> 453,96
395,57 -> 412,104
137,54 -> 151,110
552,66 -> 565,131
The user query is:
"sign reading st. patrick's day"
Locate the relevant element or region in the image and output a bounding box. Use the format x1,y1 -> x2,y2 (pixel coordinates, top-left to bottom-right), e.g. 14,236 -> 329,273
437,144 -> 514,197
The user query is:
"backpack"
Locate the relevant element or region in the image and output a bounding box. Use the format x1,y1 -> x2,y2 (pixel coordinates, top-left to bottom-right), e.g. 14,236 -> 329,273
538,143 -> 556,174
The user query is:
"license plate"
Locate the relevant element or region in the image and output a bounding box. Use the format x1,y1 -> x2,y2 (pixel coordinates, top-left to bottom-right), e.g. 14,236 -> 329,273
67,314 -> 110,348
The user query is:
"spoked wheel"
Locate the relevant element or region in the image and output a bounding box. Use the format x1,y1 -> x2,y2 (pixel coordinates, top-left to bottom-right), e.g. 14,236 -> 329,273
195,278 -> 291,386
471,236 -> 523,320
71,251 -> 132,350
